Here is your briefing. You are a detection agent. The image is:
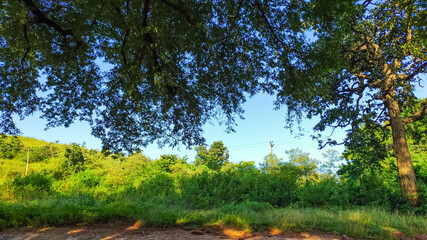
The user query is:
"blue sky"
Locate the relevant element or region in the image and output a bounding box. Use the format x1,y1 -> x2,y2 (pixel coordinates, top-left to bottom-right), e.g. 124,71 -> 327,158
14,92 -> 340,164
15,76 -> 426,166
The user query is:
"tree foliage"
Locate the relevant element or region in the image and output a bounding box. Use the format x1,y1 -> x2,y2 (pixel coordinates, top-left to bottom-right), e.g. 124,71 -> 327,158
1,136 -> 426,214
339,100 -> 427,208
272,0 -> 426,205
260,154 -> 281,173
0,136 -> 23,159
155,154 -> 183,173
195,141 -> 229,170
1,0 -> 425,206
64,143 -> 85,173
0,0 -> 297,152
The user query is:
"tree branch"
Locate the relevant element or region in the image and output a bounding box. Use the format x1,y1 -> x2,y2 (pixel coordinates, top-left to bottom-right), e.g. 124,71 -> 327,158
161,0 -> 195,25
233,0 -> 245,19
115,6 -> 130,67
140,0 -> 160,68
142,0 -> 150,28
402,101 -> 427,125
21,25 -> 31,68
253,0 -> 289,51
402,61 -> 427,81
21,0 -> 82,47
121,30 -> 130,66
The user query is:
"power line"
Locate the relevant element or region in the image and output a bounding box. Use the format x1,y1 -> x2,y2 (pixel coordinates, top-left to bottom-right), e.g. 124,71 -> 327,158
229,145 -> 267,151
227,141 -> 269,149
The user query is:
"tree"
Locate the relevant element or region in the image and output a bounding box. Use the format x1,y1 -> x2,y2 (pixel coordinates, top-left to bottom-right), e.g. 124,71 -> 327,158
156,154 -> 180,173
286,148 -> 318,178
260,153 -> 281,173
320,149 -> 342,175
195,141 -> 229,170
0,0 -> 292,152
273,0 -> 426,206
339,99 -> 427,194
64,143 -> 85,172
0,135 -> 23,159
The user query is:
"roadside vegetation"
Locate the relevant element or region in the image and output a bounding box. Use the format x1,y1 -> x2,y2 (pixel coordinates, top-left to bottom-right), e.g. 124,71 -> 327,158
0,135 -> 425,239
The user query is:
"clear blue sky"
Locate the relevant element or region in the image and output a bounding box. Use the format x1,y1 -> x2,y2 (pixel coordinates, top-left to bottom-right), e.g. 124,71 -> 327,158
14,77 -> 426,166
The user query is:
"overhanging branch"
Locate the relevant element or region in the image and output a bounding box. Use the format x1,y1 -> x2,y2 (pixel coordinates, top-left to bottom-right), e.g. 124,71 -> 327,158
161,0 -> 195,25
402,101 -> 427,125
403,61 -> 427,81
253,0 -> 289,51
21,0 -> 82,47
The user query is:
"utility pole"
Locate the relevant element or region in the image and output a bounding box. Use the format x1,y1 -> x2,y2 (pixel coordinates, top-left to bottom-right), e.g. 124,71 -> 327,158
269,141 -> 274,156
25,147 -> 30,175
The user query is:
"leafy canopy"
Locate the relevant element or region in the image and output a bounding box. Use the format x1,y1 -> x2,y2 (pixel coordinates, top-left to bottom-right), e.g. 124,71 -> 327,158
195,141 -> 229,170
273,0 -> 427,146
1,0 -> 297,151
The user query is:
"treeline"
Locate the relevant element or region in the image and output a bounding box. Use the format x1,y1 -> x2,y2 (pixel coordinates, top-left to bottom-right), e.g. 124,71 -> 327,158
0,136 -> 425,214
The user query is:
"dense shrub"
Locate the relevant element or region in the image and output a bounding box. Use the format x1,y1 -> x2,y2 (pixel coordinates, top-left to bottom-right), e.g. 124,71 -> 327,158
298,177 -> 348,207
1,136 -> 425,218
12,173 -> 52,199
179,164 -> 300,209
0,137 -> 23,159
136,173 -> 178,202
19,144 -> 60,163
155,154 -> 180,173
71,170 -> 104,188
64,143 -> 85,173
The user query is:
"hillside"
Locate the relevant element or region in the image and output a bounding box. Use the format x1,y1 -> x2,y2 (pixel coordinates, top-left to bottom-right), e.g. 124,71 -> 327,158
0,136 -> 426,239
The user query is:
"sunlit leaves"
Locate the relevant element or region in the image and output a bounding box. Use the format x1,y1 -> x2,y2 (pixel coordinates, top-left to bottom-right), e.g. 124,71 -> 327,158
1,0 -> 289,152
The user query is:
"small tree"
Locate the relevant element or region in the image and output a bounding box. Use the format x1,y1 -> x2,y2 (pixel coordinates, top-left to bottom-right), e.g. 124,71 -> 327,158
260,154 -> 281,173
320,149 -> 342,175
0,135 -> 23,159
64,143 -> 85,173
195,141 -> 229,171
156,154 -> 180,173
286,148 -> 318,181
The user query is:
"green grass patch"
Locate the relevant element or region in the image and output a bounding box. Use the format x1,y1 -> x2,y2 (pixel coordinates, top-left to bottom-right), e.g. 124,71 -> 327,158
0,198 -> 425,239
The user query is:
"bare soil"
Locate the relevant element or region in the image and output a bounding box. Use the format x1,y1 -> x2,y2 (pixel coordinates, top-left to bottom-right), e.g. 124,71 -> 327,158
0,221 -> 354,240
1,221 -> 426,240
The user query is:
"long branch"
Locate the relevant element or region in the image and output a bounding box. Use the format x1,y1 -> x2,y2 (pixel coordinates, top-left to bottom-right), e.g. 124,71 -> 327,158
21,25 -> 31,67
403,61 -> 427,81
140,0 -> 160,68
21,0 -> 81,47
253,0 -> 289,51
402,101 -> 427,125
161,0 -> 195,25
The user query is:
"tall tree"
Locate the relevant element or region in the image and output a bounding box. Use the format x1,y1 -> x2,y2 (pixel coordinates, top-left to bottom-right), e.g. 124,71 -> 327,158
195,141 -> 229,170
0,0 -> 292,151
273,0 -> 426,206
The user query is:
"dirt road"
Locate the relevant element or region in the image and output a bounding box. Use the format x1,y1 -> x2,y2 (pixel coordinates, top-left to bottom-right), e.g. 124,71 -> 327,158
0,221 -> 354,240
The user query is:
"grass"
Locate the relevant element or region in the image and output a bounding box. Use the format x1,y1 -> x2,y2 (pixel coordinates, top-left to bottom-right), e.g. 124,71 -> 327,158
1,136 -> 426,239
1,197 -> 426,239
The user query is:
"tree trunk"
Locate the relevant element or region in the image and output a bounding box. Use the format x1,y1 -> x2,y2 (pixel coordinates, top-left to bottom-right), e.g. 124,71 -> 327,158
386,98 -> 419,206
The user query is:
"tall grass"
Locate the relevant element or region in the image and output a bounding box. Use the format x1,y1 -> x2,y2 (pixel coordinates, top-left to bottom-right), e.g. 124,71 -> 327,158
1,198 -> 426,239
1,136 -> 426,239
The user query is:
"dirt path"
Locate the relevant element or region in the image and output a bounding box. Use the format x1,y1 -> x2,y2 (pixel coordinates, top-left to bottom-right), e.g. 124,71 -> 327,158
0,221 -> 354,240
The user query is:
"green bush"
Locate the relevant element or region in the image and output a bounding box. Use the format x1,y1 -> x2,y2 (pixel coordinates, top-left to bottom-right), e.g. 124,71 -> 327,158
0,136 -> 23,159
12,173 -> 52,199
25,144 -> 60,162
155,154 -> 180,173
137,173 -> 178,202
64,143 -> 85,173
299,177 -> 348,207
72,170 -> 103,188
179,166 -> 299,209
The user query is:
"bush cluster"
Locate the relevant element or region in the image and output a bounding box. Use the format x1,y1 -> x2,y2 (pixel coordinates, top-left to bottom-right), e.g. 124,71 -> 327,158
1,137 -> 425,218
